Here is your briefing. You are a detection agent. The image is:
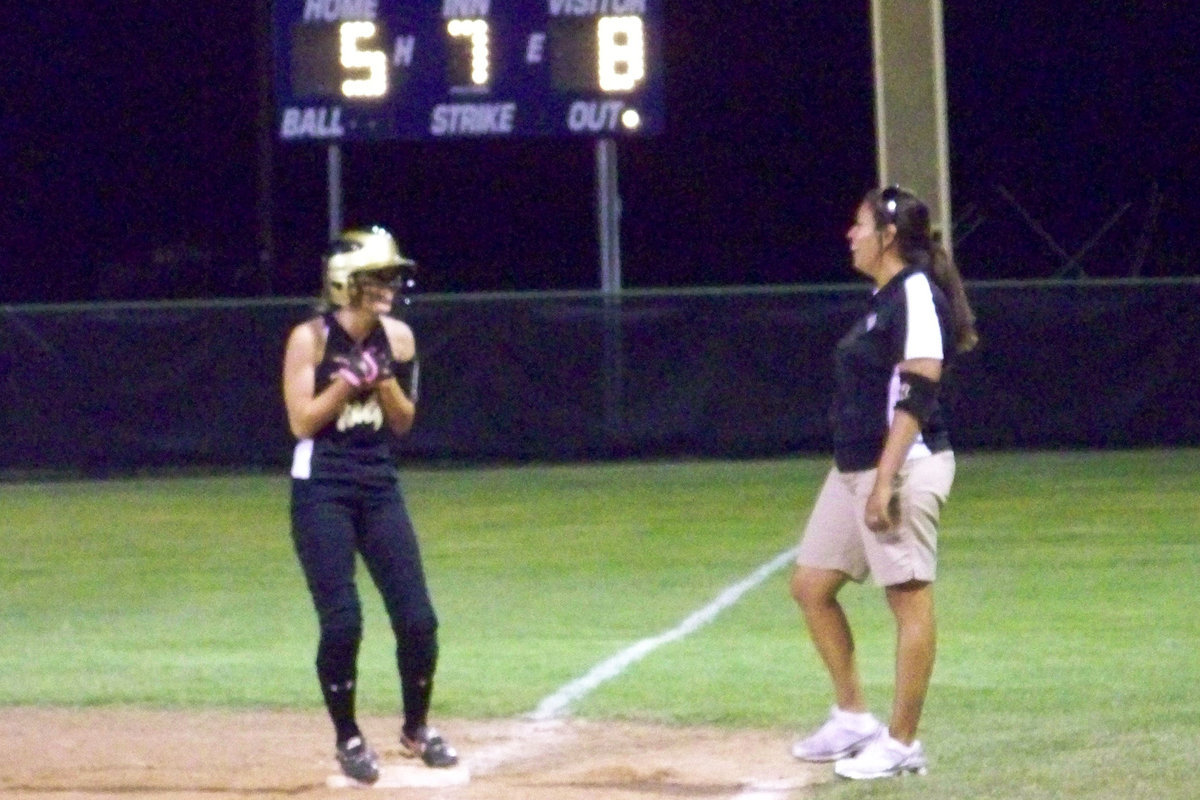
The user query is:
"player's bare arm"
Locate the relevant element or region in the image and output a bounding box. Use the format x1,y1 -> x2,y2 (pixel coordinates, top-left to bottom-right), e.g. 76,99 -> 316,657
374,316 -> 417,436
283,319 -> 356,439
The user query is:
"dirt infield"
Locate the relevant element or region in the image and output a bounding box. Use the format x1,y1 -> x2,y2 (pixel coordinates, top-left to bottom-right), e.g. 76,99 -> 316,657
2,708 -> 828,799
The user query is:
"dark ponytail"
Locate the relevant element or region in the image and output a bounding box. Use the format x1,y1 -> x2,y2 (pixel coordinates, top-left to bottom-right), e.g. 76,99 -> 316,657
929,244 -> 978,353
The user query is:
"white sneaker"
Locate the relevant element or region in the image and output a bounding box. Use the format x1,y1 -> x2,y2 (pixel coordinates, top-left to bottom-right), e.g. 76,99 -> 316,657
790,707 -> 884,762
834,734 -> 928,779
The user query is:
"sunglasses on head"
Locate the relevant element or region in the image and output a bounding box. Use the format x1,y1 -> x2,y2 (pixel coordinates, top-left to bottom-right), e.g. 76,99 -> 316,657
878,185 -> 908,223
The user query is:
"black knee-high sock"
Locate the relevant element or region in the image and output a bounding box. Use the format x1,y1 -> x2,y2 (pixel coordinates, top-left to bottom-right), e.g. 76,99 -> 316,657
397,622 -> 438,737
317,628 -> 362,744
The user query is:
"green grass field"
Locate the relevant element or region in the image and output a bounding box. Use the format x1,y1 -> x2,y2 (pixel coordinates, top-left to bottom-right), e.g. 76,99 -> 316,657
2,449 -> 1198,798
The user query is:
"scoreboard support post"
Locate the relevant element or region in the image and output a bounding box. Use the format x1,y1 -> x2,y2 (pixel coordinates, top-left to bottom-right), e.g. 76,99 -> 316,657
596,138 -> 621,295
327,143 -> 344,242
596,136 -> 626,443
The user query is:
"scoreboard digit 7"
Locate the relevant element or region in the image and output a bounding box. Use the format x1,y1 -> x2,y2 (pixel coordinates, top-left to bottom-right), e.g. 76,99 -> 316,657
272,0 -> 665,141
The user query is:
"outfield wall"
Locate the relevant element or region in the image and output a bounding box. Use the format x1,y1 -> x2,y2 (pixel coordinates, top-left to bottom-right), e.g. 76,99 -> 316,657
2,280 -> 1197,475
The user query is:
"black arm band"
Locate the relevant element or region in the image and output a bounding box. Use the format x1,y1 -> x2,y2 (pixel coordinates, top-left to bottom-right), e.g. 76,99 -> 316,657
894,371 -> 939,425
398,358 -> 419,402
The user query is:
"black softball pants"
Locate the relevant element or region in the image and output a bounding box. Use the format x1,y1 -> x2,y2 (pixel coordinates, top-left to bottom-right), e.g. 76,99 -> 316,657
290,477 -> 439,736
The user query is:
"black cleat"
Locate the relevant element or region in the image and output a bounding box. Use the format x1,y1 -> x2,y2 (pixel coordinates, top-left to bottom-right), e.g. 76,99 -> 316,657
336,736 -> 380,784
401,726 -> 459,768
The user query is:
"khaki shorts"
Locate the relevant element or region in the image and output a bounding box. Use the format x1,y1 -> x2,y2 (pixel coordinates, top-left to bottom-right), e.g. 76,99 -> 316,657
795,450 -> 955,586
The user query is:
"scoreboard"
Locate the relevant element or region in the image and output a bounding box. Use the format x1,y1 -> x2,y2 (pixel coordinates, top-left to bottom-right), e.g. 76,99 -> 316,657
272,0 -> 665,141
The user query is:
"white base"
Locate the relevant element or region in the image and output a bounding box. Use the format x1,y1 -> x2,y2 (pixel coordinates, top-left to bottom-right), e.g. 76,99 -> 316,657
327,762 -> 471,789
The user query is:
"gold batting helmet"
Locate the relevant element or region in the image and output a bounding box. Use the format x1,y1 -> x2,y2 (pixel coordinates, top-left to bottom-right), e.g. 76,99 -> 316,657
323,226 -> 417,307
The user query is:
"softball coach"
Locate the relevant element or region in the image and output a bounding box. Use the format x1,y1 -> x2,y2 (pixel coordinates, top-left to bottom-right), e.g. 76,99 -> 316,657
789,187 -> 978,780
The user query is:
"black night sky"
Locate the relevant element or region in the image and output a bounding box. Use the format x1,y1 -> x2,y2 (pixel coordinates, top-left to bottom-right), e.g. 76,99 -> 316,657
7,1 -> 1200,304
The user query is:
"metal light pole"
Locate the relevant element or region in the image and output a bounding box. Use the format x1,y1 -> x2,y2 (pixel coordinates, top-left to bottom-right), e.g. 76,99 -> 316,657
870,0 -> 952,256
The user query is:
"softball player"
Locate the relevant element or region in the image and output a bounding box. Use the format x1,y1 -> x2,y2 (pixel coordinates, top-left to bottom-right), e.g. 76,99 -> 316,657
789,187 -> 978,780
282,227 -> 457,784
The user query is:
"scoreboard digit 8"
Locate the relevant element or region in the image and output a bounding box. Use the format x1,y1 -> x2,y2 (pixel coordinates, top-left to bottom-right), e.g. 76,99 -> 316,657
273,0 -> 665,141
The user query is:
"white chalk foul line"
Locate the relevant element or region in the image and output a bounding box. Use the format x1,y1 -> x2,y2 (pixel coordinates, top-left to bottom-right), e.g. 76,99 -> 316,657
528,546 -> 799,722
463,718 -> 571,775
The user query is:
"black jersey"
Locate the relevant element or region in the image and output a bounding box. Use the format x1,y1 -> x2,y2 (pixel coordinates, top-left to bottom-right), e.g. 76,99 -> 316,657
292,313 -> 398,485
830,267 -> 953,472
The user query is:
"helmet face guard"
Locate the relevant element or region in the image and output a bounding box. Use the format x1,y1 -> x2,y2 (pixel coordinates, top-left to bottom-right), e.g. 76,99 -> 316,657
323,227 -> 417,307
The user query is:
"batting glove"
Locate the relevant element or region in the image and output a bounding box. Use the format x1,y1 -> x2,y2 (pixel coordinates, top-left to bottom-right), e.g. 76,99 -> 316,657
333,347 -> 388,388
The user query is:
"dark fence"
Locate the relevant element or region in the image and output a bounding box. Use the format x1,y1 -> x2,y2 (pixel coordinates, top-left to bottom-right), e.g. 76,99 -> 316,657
2,279 -> 1197,476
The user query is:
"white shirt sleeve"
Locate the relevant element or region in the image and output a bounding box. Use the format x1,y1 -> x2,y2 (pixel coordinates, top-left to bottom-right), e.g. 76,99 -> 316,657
902,273 -> 944,361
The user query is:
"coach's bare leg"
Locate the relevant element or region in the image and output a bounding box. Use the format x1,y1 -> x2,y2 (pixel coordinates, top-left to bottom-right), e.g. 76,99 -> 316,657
884,579 -> 936,744
791,565 -> 867,711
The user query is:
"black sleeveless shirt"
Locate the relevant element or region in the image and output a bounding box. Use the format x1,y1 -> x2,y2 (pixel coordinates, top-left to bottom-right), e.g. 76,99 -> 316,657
304,313 -> 398,485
